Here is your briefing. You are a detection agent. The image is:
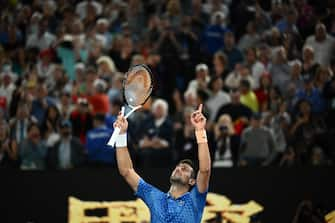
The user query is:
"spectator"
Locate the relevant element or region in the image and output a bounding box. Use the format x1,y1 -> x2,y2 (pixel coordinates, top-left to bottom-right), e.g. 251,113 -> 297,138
258,44 -> 272,71
95,19 -> 112,49
276,7 -> 299,34
36,48 -> 55,80
109,36 -> 135,73
56,35 -> 87,81
301,46 -> 319,77
9,102 -> 36,144
84,66 -> 99,97
213,114 -> 240,167
105,99 -> 122,130
215,90 -> 253,124
289,99 -> 327,164
137,99 -> 173,168
0,64 -> 16,109
244,47 -> 266,89
212,51 -> 230,83
186,63 -> 210,93
96,55 -> 117,81
57,90 -> 74,120
31,82 -> 55,124
282,60 -> 304,98
304,23 -> 335,66
88,79 -> 109,114
254,73 -> 271,112
19,122 -> 48,170
70,98 -> 93,144
47,120 -> 86,170
314,66 -> 331,91
294,74 -> 326,114
75,1 -> 102,20
202,0 -> 229,18
269,101 -> 291,165
25,19 -> 56,50
222,31 -> 244,70
239,113 -> 276,166
108,73 -> 124,103
268,86 -> 283,114
270,46 -> 291,93
238,21 -> 261,52
0,120 -> 18,168
225,64 -> 255,90
86,113 -> 115,167
239,79 -> 259,113
206,76 -> 231,121
201,11 -> 228,55
40,105 -> 61,144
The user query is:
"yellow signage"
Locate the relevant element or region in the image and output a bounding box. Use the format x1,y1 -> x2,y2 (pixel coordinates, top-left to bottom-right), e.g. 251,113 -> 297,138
68,193 -> 264,223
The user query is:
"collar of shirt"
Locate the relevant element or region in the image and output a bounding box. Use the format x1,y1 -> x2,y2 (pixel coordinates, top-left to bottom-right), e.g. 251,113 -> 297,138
166,191 -> 190,200
155,117 -> 166,127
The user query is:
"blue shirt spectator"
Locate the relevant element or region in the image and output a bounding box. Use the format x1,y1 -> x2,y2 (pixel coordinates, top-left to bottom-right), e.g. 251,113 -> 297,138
202,25 -> 228,55
201,12 -> 229,55
294,77 -> 326,114
86,114 -> 115,165
31,84 -> 55,124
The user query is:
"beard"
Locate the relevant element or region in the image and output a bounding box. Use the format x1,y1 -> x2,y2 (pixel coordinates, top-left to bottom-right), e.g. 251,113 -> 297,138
170,174 -> 188,186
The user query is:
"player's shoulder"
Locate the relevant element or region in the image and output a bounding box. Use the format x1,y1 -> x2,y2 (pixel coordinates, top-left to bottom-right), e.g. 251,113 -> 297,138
136,178 -> 164,195
190,184 -> 208,197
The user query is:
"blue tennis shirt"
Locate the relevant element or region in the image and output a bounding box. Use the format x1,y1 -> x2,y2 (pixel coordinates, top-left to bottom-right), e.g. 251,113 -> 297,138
135,178 -> 208,223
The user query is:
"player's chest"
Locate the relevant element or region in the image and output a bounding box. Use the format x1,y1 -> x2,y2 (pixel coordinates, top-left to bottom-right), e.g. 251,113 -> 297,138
153,197 -> 196,222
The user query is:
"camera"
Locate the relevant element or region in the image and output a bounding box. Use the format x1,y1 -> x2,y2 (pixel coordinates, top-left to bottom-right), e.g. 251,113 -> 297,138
219,125 -> 228,132
147,128 -> 157,139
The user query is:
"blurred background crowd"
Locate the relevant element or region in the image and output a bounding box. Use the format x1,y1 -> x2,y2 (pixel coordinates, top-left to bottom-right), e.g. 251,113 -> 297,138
1,0 -> 335,170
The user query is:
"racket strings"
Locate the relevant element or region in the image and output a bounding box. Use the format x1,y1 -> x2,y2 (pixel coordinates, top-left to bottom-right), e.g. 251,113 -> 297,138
124,67 -> 152,107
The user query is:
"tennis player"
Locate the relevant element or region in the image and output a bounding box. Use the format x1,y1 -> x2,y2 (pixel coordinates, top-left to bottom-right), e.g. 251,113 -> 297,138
113,104 -> 211,223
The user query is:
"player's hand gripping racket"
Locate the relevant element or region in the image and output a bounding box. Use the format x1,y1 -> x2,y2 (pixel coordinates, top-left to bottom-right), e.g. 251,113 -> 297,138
107,64 -> 153,146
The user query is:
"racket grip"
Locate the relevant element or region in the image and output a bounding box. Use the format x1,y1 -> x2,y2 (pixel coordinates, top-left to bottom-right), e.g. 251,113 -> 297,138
107,106 -> 125,147
107,127 -> 121,146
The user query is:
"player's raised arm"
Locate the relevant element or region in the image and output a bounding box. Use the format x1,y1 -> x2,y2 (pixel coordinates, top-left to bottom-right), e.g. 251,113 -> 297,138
113,113 -> 140,192
191,104 -> 211,193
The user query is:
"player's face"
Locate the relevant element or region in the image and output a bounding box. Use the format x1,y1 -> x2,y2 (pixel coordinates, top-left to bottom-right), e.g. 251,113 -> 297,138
170,163 -> 194,186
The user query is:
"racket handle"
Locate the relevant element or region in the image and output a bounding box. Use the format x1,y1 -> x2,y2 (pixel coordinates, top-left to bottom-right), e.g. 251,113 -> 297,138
107,127 -> 121,147
107,106 -> 125,147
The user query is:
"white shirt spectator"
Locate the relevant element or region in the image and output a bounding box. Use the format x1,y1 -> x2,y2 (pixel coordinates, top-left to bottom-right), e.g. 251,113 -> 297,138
251,61 -> 266,89
206,91 -> 231,121
304,34 -> 335,66
26,32 -> 56,50
76,1 -> 102,20
0,73 -> 16,108
225,70 -> 255,90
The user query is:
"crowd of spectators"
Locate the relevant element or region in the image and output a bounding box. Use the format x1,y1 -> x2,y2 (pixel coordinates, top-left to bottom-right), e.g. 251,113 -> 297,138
1,0 -> 335,170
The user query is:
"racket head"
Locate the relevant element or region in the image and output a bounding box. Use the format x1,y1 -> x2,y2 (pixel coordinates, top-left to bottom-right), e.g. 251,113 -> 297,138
123,64 -> 153,107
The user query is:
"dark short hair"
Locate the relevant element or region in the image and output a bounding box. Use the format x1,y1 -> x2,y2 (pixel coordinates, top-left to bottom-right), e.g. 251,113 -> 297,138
178,159 -> 197,179
94,113 -> 106,122
27,122 -> 39,133
240,79 -> 251,89
110,99 -> 123,107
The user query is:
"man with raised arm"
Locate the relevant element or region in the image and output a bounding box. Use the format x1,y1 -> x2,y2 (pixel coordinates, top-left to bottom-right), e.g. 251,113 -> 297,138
113,104 -> 211,223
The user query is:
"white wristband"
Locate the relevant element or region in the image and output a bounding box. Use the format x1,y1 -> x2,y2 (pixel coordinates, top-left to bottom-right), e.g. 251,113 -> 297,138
116,133 -> 127,148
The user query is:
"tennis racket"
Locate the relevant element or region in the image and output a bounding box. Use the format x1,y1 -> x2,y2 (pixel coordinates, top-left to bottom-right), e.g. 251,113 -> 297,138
107,64 -> 153,146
